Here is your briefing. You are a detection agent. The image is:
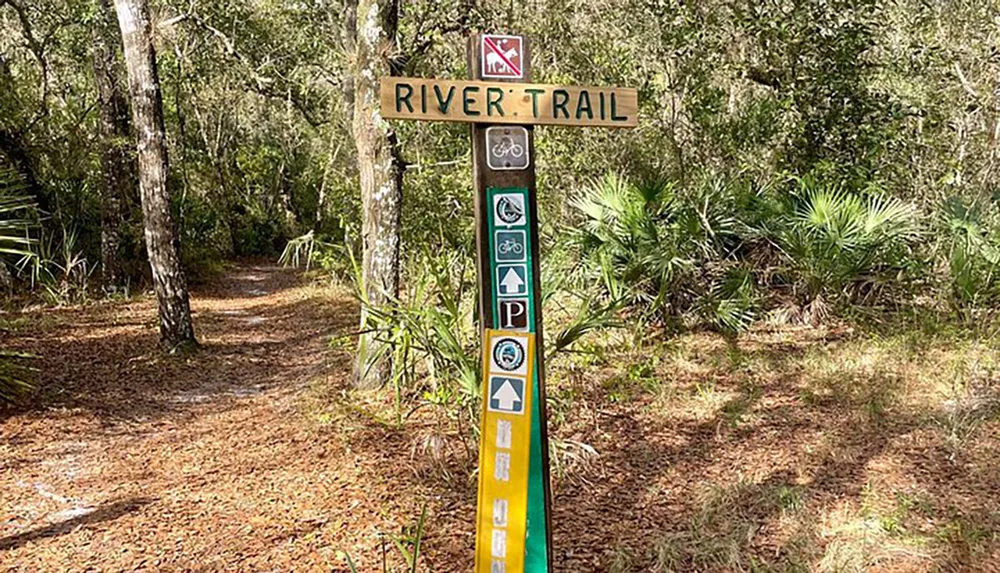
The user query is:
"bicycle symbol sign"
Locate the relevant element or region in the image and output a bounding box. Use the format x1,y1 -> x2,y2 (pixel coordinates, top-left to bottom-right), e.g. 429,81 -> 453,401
486,126 -> 530,171
496,230 -> 527,263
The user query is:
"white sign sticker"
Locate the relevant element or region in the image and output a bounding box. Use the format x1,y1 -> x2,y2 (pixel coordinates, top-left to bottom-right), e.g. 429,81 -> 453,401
488,376 -> 526,415
498,298 -> 529,331
493,498 -> 509,527
496,419 -> 513,448
496,265 -> 528,297
486,126 -> 530,171
495,229 -> 527,263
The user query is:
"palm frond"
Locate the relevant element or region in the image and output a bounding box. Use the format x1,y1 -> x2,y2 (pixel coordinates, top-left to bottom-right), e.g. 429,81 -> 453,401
781,178 -> 920,305
0,167 -> 38,403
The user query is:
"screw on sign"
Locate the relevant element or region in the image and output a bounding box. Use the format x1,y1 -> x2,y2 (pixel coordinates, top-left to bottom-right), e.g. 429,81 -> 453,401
498,299 -> 529,330
482,35 -> 523,79
494,194 -> 526,227
496,230 -> 526,262
496,265 -> 528,297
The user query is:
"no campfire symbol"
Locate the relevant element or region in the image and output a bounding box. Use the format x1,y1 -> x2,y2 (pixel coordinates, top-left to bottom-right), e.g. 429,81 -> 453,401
481,35 -> 523,79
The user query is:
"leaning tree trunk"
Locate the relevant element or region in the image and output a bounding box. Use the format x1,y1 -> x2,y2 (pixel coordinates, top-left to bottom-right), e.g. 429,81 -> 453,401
348,0 -> 403,389
93,0 -> 136,291
114,0 -> 196,348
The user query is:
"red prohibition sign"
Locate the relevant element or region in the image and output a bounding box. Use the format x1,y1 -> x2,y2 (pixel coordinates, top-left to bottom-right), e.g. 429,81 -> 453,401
482,35 -> 523,79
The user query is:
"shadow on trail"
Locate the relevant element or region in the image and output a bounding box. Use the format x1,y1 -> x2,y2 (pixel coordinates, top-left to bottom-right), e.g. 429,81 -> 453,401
542,361 -> 938,570
0,497 -> 154,551
1,266 -> 357,423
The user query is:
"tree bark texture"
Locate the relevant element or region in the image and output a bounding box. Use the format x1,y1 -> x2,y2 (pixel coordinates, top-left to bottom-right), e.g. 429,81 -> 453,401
93,0 -> 136,291
114,0 -> 196,348
349,0 -> 403,389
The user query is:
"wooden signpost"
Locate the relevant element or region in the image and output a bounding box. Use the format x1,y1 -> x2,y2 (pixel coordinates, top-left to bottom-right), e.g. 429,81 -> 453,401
380,33 -> 637,572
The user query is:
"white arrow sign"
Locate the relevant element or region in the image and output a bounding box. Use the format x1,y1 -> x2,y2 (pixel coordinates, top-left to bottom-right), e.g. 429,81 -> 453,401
499,267 -> 525,295
492,379 -> 522,412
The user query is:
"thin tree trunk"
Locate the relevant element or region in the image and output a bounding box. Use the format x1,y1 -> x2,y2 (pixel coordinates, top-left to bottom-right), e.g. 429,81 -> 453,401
114,0 -> 196,348
93,0 -> 135,291
348,0 -> 403,389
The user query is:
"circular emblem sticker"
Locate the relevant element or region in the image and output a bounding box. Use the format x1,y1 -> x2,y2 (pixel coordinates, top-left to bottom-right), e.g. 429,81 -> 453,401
496,196 -> 524,225
493,338 -> 526,372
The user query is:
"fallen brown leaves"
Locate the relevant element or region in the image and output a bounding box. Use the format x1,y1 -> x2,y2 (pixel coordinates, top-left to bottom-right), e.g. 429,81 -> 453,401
2,268 -> 999,571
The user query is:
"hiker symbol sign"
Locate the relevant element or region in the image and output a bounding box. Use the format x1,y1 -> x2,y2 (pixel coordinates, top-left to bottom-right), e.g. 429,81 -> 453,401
482,35 -> 523,79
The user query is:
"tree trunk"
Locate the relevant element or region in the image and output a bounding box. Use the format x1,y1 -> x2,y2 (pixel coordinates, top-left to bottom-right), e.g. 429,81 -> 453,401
348,0 -> 403,389
93,0 -> 135,291
114,0 -> 196,349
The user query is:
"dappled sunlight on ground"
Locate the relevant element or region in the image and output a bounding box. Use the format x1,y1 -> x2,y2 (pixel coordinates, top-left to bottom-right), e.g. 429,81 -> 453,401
541,327 -> 1000,571
2,275 -> 999,571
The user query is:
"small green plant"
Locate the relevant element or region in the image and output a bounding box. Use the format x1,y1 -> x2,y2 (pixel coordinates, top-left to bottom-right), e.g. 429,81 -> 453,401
626,356 -> 659,389
280,219 -> 358,284
28,225 -> 94,305
697,266 -> 760,333
339,503 -> 428,573
939,197 -> 1000,315
279,230 -> 326,270
345,245 -> 480,423
390,503 -> 428,573
546,297 -> 622,360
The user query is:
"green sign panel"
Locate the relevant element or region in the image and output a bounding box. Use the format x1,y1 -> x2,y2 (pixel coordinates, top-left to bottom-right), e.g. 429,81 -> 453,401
486,186 -> 548,570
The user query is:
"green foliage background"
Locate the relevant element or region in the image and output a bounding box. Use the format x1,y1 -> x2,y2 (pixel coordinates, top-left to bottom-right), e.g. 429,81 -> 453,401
1,0 -> 999,319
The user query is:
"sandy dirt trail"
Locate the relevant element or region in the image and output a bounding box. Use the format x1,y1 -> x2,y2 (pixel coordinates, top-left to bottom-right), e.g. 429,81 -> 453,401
0,265 -> 421,571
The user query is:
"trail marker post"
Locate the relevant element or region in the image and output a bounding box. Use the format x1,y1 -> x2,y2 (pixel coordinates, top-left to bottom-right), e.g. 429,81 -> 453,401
380,33 -> 637,572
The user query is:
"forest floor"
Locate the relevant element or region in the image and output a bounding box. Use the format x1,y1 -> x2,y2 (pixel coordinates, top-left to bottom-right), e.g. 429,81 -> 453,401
2,264 -> 1000,572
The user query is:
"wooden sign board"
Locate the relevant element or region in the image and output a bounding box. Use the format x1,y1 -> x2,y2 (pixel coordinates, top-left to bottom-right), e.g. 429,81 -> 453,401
380,78 -> 638,128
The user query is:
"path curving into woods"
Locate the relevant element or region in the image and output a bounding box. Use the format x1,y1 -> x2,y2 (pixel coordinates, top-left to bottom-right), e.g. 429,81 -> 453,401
0,264 -> 401,570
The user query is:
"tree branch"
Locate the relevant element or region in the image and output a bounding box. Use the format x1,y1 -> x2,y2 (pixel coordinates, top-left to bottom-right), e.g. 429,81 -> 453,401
397,2 -> 477,76
160,10 -> 329,129
1,0 -> 50,127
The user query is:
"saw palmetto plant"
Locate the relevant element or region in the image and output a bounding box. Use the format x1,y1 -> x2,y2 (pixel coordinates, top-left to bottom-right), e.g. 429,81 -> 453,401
0,166 -> 38,403
778,177 -> 921,306
939,197 -> 1000,313
570,172 -> 764,331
